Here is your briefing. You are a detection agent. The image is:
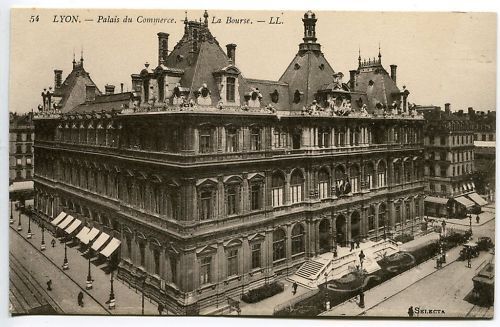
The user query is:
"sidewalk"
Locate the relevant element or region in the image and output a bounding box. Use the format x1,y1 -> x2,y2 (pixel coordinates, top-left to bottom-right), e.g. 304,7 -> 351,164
9,207 -> 158,315
427,206 -> 495,228
321,245 -> 462,316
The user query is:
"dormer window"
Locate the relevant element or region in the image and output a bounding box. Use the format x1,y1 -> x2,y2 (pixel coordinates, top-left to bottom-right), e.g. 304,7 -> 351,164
319,63 -> 325,70
271,90 -> 279,103
226,77 -> 236,102
294,63 -> 301,70
293,90 -> 301,104
176,54 -> 184,62
368,80 -> 374,86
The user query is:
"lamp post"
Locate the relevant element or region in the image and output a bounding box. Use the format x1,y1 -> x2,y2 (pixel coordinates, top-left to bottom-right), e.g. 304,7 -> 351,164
108,269 -> 116,309
358,251 -> 365,308
468,214 -> 473,235
27,213 -> 32,239
17,205 -> 22,231
9,201 -> 14,224
62,238 -> 69,270
40,223 -> 46,250
86,245 -> 93,290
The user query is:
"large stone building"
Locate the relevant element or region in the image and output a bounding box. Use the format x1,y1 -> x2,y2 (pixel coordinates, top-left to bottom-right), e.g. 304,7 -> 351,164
9,113 -> 34,184
33,11 -> 426,313
422,104 -> 488,218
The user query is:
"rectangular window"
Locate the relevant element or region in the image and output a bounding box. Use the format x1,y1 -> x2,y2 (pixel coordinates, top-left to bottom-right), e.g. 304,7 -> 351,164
377,172 -> 386,187
153,249 -> 160,275
170,255 -> 178,284
250,128 -> 261,151
26,170 -> 32,179
290,184 -> 302,204
250,183 -> 262,210
200,256 -> 211,285
26,158 -> 32,165
440,136 -> 446,145
226,128 -> 238,152
251,243 -> 261,269
139,243 -> 146,267
227,186 -> 238,215
318,181 -> 329,199
199,129 -> 212,153
26,133 -> 32,141
200,190 -> 213,220
350,177 -> 359,193
441,184 -> 447,193
227,249 -> 238,276
272,188 -> 283,207
318,129 -> 330,148
16,145 -> 22,154
226,77 -> 236,102
16,158 -> 22,166
440,166 -> 447,177
366,174 -> 373,189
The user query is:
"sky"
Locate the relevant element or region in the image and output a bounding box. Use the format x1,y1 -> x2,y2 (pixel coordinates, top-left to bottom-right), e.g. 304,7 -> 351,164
9,9 -> 497,113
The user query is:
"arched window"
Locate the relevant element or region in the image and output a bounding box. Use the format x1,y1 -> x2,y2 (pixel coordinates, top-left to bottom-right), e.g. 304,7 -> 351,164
368,206 -> 376,231
395,202 -> 402,225
153,248 -> 161,275
249,177 -> 264,211
318,168 -> 330,199
166,186 -> 179,220
273,228 -> 286,262
271,172 -> 285,207
335,165 -> 347,196
273,128 -> 288,148
349,165 -> 360,193
290,170 -> 304,204
404,160 -> 412,182
291,224 -> 305,255
394,161 -> 402,184
405,201 -> 411,222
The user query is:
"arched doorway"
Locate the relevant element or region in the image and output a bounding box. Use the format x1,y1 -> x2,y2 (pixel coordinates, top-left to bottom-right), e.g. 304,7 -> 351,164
318,219 -> 331,254
336,215 -> 347,247
351,211 -> 361,241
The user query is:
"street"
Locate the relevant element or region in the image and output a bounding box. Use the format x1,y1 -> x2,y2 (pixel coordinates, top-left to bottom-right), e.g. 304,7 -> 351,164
9,206 -> 158,315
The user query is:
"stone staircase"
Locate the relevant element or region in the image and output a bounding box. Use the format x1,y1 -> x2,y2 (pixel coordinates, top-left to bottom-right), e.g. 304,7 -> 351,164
288,239 -> 399,289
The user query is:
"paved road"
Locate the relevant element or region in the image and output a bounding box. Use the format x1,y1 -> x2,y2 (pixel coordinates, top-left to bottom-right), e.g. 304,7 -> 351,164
323,217 -> 495,318
9,206 -> 158,315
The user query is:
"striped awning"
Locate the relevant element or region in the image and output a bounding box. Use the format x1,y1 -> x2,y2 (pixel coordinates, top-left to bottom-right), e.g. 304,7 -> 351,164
79,227 -> 100,245
91,232 -> 110,251
468,193 -> 488,206
64,219 -> 82,234
75,226 -> 90,240
424,196 -> 449,205
57,215 -> 74,229
51,212 -> 67,226
455,196 -> 475,208
100,238 -> 121,257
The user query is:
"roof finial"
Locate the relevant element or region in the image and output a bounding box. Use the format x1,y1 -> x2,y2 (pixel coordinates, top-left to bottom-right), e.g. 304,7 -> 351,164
80,46 -> 84,65
72,49 -> 76,64
378,42 -> 382,61
358,46 -> 361,67
204,10 -> 209,26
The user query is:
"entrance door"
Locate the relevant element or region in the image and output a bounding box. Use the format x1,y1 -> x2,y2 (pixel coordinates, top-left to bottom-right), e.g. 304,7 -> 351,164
318,219 -> 331,254
336,215 -> 347,247
351,211 -> 361,241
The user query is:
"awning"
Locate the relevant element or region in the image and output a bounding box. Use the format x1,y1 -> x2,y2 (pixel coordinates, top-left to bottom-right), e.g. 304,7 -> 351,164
64,219 -> 82,234
462,184 -> 468,191
468,193 -> 488,206
75,226 -> 90,240
100,238 -> 121,258
455,196 -> 476,208
79,227 -> 100,245
9,181 -> 34,193
468,182 -> 473,190
91,232 -> 110,251
57,215 -> 75,229
51,212 -> 67,226
424,196 -> 449,205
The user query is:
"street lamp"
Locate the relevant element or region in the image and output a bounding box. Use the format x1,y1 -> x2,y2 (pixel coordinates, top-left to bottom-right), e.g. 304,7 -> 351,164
358,251 -> 366,308
27,213 -> 32,239
108,269 -> 116,309
40,223 -> 46,251
468,214 -> 473,235
9,201 -> 14,224
62,238 -> 69,270
86,245 -> 93,290
17,205 -> 22,231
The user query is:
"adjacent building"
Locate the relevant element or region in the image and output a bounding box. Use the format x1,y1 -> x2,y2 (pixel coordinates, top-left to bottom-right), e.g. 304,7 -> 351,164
33,11 -> 426,313
422,104 -> 488,218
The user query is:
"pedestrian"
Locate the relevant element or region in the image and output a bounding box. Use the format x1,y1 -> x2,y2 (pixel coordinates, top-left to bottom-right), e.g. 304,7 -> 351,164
77,291 -> 84,307
292,282 -> 298,295
436,256 -> 441,269
356,239 -> 360,249
350,240 -> 355,252
408,306 -> 414,317
333,245 -> 338,258
51,238 -> 56,248
158,303 -> 164,315
46,279 -> 52,291
467,253 -> 472,268
476,215 -> 480,224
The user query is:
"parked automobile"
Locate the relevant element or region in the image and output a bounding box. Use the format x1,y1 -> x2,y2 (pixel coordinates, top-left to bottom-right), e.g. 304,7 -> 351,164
459,242 -> 480,260
476,237 -> 494,251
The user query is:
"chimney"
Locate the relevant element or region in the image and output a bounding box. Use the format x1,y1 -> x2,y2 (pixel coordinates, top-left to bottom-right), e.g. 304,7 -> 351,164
444,103 -> 451,114
104,84 -> 115,95
157,32 -> 169,65
85,85 -> 96,102
390,65 -> 397,83
468,107 -> 474,116
226,43 -> 237,64
120,83 -> 124,93
349,70 -> 357,90
458,109 -> 464,116
54,70 -> 63,89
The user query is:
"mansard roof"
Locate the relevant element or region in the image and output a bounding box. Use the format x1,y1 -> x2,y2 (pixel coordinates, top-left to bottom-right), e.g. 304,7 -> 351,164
71,92 -> 132,113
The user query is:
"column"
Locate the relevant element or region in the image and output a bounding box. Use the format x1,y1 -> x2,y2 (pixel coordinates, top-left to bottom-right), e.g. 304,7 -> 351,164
285,224 -> 292,261
374,205 -> 380,240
